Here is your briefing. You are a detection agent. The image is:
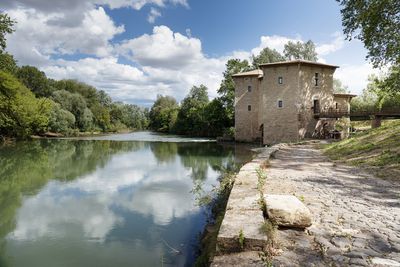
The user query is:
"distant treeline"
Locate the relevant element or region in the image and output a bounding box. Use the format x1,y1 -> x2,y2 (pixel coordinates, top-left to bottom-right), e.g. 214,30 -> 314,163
0,67 -> 149,138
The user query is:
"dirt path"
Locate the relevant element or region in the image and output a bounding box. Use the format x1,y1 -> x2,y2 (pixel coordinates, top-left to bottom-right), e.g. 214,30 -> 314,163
265,144 -> 400,266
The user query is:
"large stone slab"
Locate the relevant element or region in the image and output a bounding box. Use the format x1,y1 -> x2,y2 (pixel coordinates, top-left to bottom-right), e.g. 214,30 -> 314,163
264,194 -> 312,228
211,251 -> 265,267
217,209 -> 268,254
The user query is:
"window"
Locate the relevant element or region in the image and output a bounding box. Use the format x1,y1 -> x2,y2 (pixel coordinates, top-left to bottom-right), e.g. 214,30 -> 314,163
278,76 -> 283,84
278,100 -> 283,108
248,105 -> 251,111
314,73 -> 319,86
335,102 -> 338,109
248,85 -> 252,92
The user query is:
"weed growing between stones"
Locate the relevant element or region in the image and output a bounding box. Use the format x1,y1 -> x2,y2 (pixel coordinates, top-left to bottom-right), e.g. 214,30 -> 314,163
259,220 -> 278,266
238,229 -> 245,250
256,167 -> 267,191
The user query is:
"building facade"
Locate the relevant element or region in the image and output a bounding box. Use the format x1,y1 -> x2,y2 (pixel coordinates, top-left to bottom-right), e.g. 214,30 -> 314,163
233,60 -> 354,144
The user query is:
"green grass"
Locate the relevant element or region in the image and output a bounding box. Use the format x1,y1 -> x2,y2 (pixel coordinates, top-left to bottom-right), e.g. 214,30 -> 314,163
324,120 -> 400,179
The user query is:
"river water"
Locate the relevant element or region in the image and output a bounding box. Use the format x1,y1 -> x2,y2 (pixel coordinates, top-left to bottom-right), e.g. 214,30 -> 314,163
0,132 -> 254,267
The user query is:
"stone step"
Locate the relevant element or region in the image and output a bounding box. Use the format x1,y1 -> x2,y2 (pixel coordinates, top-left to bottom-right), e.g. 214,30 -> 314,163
216,209 -> 268,254
211,251 -> 265,267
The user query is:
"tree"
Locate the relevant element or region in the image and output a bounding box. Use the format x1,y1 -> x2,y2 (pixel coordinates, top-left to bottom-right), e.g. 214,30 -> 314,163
251,47 -> 285,68
0,71 -> 52,138
218,59 -> 251,126
17,66 -> 52,97
48,102 -> 76,134
0,13 -> 15,53
51,90 -> 91,131
333,79 -> 350,93
149,95 -> 179,133
283,40 -> 318,61
0,52 -> 18,74
203,98 -> 231,137
175,85 -> 209,136
337,0 -> 400,67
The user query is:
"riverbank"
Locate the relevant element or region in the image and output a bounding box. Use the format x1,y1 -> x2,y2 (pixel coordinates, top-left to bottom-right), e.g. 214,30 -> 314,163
210,143 -> 400,266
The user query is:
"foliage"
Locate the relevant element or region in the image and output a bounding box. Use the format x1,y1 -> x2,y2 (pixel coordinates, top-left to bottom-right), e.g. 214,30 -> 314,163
0,13 -> 15,53
149,95 -> 179,132
218,59 -> 251,126
48,102 -> 76,134
238,229 -> 245,249
0,52 -> 18,74
0,71 -> 52,138
175,85 -> 209,136
337,0 -> 400,67
251,47 -> 285,68
17,66 -> 53,97
283,40 -> 318,61
376,65 -> 400,94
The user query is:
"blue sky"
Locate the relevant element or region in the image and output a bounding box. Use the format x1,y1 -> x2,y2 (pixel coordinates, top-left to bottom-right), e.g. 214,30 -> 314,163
2,0 -> 377,106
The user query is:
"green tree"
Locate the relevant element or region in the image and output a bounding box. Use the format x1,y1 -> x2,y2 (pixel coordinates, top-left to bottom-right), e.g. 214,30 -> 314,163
17,66 -> 52,97
203,98 -> 231,137
0,71 -> 52,138
251,47 -> 285,68
175,85 -> 209,136
48,102 -> 76,134
0,52 -> 18,74
283,40 -> 318,61
149,95 -> 179,132
218,59 -> 251,126
333,78 -> 350,93
51,90 -> 92,131
0,13 -> 15,53
337,0 -> 400,67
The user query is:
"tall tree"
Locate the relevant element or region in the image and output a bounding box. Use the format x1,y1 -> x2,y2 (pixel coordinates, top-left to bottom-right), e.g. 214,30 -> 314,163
218,59 -> 250,126
0,13 -> 15,53
149,95 -> 179,133
284,40 -> 318,61
251,47 -> 285,68
337,0 -> 400,67
17,66 -> 52,97
0,71 -> 52,138
176,85 -> 209,136
0,52 -> 18,74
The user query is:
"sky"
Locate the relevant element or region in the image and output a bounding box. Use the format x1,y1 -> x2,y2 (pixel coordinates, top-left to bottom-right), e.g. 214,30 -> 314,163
1,0 -> 380,107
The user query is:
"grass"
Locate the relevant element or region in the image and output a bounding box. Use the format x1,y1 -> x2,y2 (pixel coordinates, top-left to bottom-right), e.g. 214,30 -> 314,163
324,120 -> 400,180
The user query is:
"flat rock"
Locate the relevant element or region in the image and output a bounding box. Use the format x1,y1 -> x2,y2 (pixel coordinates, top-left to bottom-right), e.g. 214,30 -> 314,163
211,251 -> 265,267
264,194 -> 312,228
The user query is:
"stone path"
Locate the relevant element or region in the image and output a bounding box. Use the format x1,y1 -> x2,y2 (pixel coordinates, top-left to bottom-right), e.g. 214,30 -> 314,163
265,144 -> 400,266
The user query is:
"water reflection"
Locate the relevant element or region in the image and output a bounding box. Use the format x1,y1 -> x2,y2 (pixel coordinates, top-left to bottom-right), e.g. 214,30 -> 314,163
0,136 -> 253,267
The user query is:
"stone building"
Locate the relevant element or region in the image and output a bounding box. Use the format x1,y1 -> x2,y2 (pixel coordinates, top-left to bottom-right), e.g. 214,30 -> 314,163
233,60 -> 355,144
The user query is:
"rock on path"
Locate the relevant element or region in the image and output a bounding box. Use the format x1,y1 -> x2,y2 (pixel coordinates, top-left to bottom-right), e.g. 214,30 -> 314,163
265,144 -> 400,266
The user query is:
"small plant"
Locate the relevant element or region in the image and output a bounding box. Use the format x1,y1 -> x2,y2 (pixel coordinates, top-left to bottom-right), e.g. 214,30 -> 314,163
238,229 -> 245,250
256,167 -> 267,191
299,195 -> 305,202
258,251 -> 273,267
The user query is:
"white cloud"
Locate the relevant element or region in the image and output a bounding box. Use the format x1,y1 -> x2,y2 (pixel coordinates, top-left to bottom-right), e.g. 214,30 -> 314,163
6,7 -> 124,65
251,35 -> 301,56
118,25 -> 203,69
335,63 -> 382,95
316,32 -> 345,56
147,7 -> 161,23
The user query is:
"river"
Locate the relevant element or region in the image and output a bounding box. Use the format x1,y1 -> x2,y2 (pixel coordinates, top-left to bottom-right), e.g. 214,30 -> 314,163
0,132 -> 254,267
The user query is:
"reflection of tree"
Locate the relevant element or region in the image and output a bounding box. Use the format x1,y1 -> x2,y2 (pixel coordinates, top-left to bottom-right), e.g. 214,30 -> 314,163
0,139 -> 144,262
177,143 -> 235,181
149,142 -> 178,163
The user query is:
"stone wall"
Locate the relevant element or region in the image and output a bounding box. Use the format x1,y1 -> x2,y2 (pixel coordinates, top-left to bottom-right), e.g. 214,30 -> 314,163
260,65 -> 300,144
234,75 -> 262,142
298,66 -> 335,138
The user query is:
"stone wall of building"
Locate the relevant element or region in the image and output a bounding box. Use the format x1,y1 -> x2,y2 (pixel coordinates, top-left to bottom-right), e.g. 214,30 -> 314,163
298,66 -> 335,138
260,65 -> 300,144
234,75 -> 261,142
